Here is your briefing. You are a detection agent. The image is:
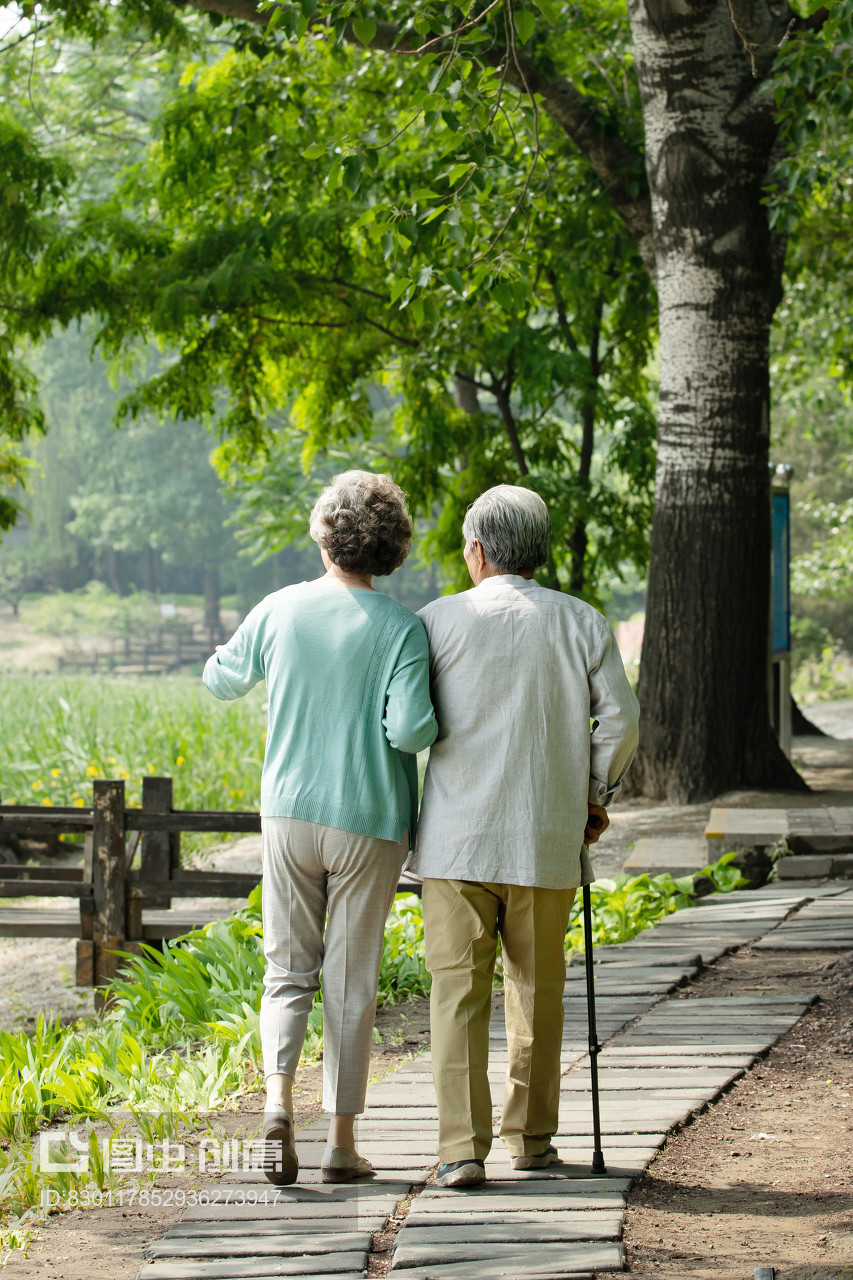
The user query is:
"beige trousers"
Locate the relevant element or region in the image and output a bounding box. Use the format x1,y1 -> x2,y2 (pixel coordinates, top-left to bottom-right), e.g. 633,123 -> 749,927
423,877 -> 576,1164
260,816 -> 406,1114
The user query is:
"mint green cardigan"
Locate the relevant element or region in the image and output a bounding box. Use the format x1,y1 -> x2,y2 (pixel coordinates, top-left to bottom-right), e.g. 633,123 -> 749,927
202,579 -> 438,844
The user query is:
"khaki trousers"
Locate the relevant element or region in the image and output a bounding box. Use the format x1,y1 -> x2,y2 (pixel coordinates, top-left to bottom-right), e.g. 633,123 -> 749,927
423,878 -> 575,1164
260,816 -> 406,1114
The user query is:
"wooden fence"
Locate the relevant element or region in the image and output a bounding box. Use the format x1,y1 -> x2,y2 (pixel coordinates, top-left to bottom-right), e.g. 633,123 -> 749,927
56,621 -> 221,677
0,776 -> 421,1008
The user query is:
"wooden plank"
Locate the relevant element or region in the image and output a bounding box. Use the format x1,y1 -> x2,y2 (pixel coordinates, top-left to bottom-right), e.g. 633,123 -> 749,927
76,939 -> 94,985
0,908 -> 80,938
126,811 -> 262,834
140,776 -> 175,908
0,879 -> 93,898
92,779 -> 126,995
138,871 -> 262,898
0,865 -> 84,881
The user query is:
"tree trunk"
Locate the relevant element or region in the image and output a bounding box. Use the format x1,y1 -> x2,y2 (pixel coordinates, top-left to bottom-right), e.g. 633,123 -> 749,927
626,0 -> 806,802
203,565 -> 222,644
568,300 -> 602,595
791,697 -> 828,737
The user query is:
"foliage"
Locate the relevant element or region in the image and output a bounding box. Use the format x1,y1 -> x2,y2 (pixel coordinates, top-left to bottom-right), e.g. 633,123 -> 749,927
790,616 -> 853,705
23,582 -> 163,641
2,3 -> 657,602
769,0 -> 853,388
0,674 -> 265,818
0,110 -> 72,529
0,850 -> 747,1236
792,499 -> 853,600
564,852 -> 747,951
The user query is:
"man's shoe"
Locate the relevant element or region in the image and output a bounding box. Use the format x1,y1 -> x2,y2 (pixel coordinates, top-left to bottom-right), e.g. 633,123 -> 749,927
321,1147 -> 375,1183
511,1144 -> 560,1170
261,1108 -> 298,1186
436,1159 -> 486,1188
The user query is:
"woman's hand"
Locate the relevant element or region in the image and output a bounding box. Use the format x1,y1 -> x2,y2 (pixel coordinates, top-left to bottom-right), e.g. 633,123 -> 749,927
584,802 -> 609,845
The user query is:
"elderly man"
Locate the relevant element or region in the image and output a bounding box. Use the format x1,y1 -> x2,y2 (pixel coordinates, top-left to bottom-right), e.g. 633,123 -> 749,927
412,484 -> 639,1188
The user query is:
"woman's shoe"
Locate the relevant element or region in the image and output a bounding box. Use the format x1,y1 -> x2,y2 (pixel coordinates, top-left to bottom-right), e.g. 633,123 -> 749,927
261,1108 -> 298,1186
321,1147 -> 375,1183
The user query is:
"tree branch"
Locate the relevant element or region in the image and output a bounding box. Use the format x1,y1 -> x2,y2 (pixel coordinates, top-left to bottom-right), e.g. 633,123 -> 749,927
727,0 -> 800,77
491,370 -> 528,477
167,0 -> 656,278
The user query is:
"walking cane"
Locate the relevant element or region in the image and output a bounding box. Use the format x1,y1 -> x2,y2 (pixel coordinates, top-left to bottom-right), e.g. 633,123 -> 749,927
582,879 -> 606,1176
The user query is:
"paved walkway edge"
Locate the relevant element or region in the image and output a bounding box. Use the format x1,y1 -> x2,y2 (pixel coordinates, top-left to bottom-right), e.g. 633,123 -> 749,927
136,881 -> 853,1280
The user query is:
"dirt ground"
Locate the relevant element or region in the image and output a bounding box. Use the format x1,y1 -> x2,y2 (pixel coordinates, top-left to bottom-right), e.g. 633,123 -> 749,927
1,996 -> 431,1277
620,947 -> 853,1280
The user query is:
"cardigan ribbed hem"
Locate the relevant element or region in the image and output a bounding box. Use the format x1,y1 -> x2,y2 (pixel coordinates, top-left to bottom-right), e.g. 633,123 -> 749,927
260,793 -> 406,844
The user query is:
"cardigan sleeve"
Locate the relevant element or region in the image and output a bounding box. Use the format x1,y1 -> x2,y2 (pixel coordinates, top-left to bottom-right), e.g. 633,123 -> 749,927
382,618 -> 439,754
202,600 -> 267,701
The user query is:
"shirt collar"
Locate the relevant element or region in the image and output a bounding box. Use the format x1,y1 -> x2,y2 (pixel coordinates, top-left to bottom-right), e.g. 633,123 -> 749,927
473,575 -> 538,591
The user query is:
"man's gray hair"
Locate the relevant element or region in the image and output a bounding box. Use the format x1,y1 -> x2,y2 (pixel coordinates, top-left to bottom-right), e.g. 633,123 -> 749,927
462,485 -> 551,574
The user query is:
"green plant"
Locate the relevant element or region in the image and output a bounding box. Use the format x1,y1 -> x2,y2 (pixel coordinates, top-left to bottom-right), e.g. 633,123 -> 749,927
0,675 -> 265,850
564,852 -> 748,953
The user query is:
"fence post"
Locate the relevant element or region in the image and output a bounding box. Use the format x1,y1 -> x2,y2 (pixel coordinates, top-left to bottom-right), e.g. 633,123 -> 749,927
140,776 -> 174,908
92,778 -> 126,1009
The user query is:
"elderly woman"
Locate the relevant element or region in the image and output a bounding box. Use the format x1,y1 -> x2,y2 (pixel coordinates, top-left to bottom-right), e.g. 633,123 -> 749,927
203,471 -> 437,1186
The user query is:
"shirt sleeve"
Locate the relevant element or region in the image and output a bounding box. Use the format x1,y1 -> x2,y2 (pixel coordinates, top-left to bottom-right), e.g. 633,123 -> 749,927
202,601 -> 267,701
588,623 -> 640,806
383,618 -> 439,754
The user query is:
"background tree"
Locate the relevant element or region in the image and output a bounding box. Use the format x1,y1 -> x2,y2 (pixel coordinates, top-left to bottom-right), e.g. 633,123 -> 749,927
4,0 -> 852,800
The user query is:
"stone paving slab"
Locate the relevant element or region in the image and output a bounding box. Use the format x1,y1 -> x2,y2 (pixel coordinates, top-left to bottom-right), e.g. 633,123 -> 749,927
147,1233 -> 371,1259
138,1255 -> 368,1279
559,1068 -> 743,1089
398,1266 -> 598,1280
407,1197 -> 625,1218
165,1218 -> 389,1237
397,1220 -> 622,1246
392,1240 -> 624,1272
141,888 -> 824,1280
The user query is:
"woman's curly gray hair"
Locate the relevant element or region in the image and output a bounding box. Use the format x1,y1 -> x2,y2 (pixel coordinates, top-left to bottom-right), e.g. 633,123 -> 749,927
309,470 -> 412,577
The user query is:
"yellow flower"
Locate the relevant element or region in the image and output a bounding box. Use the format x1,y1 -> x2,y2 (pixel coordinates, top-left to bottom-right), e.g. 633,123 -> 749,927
85,765 -> 98,778
147,764 -> 156,773
119,769 -> 129,779
176,756 -> 186,767
32,780 -> 43,790
51,768 -> 61,778
108,757 -> 116,765
73,797 -> 86,808
41,797 -> 54,807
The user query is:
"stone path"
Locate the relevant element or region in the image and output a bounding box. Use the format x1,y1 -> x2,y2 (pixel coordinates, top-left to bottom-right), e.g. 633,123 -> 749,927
136,882 -> 846,1280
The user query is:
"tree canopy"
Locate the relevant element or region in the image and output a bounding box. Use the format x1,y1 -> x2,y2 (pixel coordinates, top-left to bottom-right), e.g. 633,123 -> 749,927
1,0 -> 851,798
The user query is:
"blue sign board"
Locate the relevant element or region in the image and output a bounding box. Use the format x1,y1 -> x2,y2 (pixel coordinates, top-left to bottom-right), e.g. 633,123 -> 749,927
771,491 -> 790,656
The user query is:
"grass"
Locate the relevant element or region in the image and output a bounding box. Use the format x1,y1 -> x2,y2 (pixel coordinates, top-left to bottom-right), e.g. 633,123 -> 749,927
0,676 -> 266,846
0,674 -> 748,1248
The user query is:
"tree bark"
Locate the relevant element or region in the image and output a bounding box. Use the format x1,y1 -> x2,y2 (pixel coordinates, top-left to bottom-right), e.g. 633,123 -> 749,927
569,298 -> 603,594
626,0 -> 806,802
203,565 -> 222,643
791,696 -> 828,737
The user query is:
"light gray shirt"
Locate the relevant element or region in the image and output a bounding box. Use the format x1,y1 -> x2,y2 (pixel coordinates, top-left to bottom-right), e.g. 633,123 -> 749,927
411,576 -> 640,890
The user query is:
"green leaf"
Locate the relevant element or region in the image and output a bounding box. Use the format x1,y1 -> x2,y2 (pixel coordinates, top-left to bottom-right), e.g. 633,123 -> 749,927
301,143 -> 325,160
352,17 -> 377,46
445,268 -> 465,296
389,277 -> 410,304
532,0 -> 560,23
513,10 -> 536,44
